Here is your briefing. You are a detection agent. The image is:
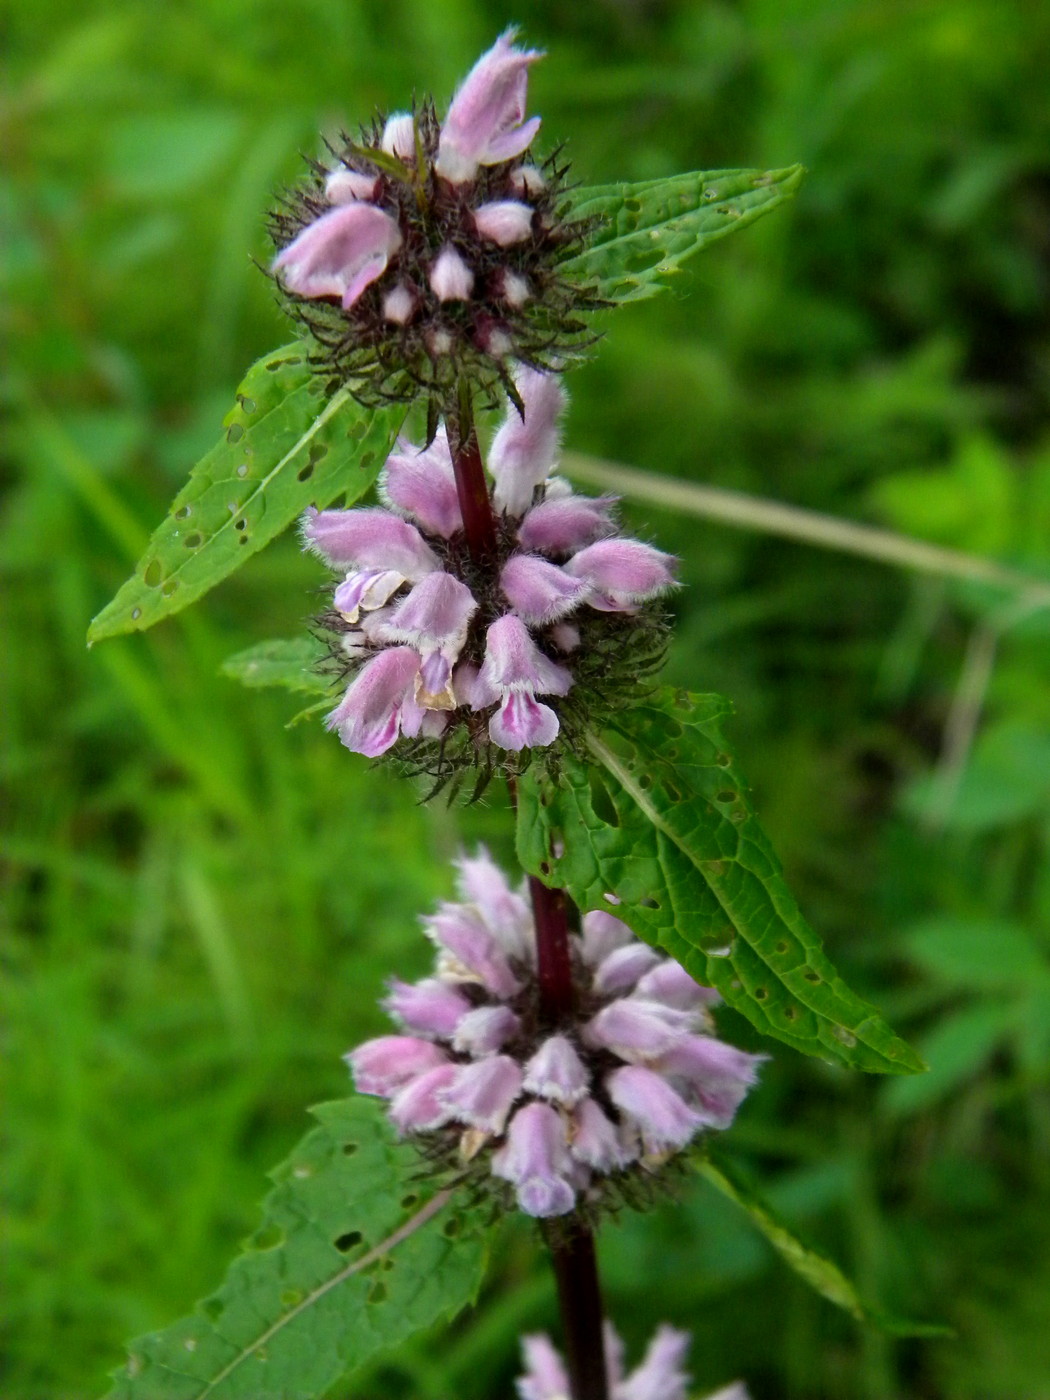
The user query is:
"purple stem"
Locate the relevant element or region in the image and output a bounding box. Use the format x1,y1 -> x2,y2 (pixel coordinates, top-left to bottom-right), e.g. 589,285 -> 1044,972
446,381 -> 498,562
529,877 -> 609,1400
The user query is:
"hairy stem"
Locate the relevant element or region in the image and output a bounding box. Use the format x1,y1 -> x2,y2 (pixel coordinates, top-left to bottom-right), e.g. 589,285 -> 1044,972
529,875 -> 575,1025
544,1221 -> 610,1400
447,380 -> 498,562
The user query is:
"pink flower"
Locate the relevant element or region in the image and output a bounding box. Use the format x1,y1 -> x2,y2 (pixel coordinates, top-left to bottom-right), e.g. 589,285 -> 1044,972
370,572 -> 477,707
489,367 -> 566,516
618,1326 -> 691,1400
569,1097 -> 626,1172
657,1036 -> 765,1130
439,1055 -> 523,1133
501,554 -> 588,625
592,943 -> 662,997
452,1004 -> 521,1056
388,1063 -> 460,1133
326,646 -> 426,757
454,848 -> 532,960
380,428 -> 462,539
635,960 -> 719,1011
436,30 -> 544,184
381,112 -> 416,160
517,1334 -> 569,1400
565,539 -> 677,611
382,282 -> 417,324
429,245 -> 475,301
580,910 -> 635,965
517,494 -> 617,554
492,1102 -> 576,1217
606,1066 -> 702,1153
522,1035 -> 590,1106
383,978 -> 471,1038
473,615 -> 572,751
473,199 -> 534,246
325,167 -> 379,203
303,507 -> 440,575
584,998 -> 694,1060
272,203 -> 402,308
347,1035 -> 449,1095
424,904 -> 521,999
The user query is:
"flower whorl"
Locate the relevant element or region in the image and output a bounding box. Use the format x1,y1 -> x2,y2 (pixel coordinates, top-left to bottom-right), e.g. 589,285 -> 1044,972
304,367 -> 676,770
346,851 -> 764,1219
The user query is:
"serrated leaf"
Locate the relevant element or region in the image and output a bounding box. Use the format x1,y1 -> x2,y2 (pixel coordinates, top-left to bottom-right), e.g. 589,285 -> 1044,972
516,690 -> 922,1075
222,636 -> 332,695
698,1155 -> 950,1338
88,345 -> 403,643
563,165 -> 804,303
103,1097 -> 487,1400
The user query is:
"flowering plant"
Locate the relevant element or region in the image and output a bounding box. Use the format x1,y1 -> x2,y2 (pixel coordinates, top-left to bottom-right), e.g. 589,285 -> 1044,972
90,31 -> 934,1400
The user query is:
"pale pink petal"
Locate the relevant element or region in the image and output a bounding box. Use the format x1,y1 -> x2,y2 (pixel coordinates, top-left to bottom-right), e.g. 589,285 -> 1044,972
435,31 -> 544,184
382,282 -> 417,323
454,848 -> 532,957
489,692 -> 561,751
580,910 -> 634,965
523,1035 -> 590,1106
347,1035 -> 449,1095
491,1102 -> 576,1218
429,245 -> 475,301
592,943 -> 662,997
657,1036 -> 765,1129
452,1004 -> 521,1056
473,199 -> 534,246
490,368 -> 567,517
619,1325 -> 691,1400
302,506 -> 440,576
517,1334 -> 569,1400
606,1066 -> 702,1152
325,167 -> 379,203
424,905 -> 521,998
381,111 -> 416,159
475,615 -> 572,705
634,960 -> 720,1011
583,998 -> 694,1060
439,1055 -> 523,1132
380,427 -> 462,538
565,539 -> 677,610
388,1063 -> 460,1133
273,203 -> 401,306
501,554 -> 589,625
517,495 -> 617,554
326,647 -> 420,757
569,1097 -> 626,1171
383,978 -> 471,1038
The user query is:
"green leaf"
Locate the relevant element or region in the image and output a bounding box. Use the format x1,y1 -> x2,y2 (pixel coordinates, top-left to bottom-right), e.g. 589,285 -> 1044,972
103,1097 -> 487,1400
222,636 -> 332,695
698,1155 -> 950,1338
88,345 -> 403,644
563,165 -> 805,303
516,690 -> 922,1075
902,916 -> 1046,991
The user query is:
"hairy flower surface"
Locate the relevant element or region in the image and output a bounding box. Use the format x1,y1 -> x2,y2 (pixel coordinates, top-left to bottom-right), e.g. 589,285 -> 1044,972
346,852 -> 764,1219
269,30 -> 603,408
305,368 -> 675,775
516,1321 -> 751,1400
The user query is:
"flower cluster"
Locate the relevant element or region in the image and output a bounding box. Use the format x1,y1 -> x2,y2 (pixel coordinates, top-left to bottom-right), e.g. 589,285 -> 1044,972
517,1324 -> 750,1400
270,31 -> 601,407
305,366 -> 676,767
347,851 -> 764,1219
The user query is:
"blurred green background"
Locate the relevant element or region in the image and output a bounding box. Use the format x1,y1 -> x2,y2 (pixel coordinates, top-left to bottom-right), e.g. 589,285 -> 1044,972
4,1 -> 1050,1397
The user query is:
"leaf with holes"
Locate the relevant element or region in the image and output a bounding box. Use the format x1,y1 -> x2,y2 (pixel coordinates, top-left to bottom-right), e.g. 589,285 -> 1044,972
87,345 -> 403,644
222,636 -> 332,695
562,165 -> 804,303
517,690 -> 923,1074
699,1154 -> 949,1337
103,1097 -> 488,1400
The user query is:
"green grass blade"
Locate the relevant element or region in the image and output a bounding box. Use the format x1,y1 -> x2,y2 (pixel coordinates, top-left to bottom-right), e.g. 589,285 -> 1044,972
699,1155 -> 951,1338
87,346 -> 402,644
563,165 -> 805,302
103,1097 -> 488,1400
516,690 -> 923,1074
